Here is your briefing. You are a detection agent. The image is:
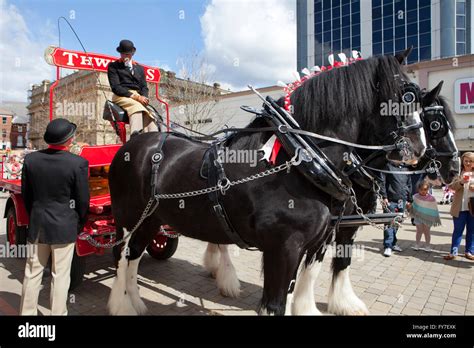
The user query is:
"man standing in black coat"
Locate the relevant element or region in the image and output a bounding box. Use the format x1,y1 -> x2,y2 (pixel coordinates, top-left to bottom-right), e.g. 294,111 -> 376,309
380,162 -> 412,257
20,118 -> 90,315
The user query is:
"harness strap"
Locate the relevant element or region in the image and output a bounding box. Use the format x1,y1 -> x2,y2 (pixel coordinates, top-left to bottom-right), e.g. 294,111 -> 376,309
155,116 -> 400,152
151,133 -> 169,198
361,164 -> 437,175
207,144 -> 252,249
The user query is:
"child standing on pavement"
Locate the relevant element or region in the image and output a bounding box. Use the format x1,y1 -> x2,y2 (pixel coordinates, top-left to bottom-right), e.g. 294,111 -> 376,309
407,181 -> 441,252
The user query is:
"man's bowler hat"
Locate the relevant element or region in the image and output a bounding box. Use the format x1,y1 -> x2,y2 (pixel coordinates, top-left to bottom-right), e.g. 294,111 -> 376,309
44,118 -> 77,145
116,39 -> 136,54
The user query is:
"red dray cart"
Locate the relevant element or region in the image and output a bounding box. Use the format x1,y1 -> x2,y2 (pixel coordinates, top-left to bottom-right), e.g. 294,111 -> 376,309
0,46 -> 179,290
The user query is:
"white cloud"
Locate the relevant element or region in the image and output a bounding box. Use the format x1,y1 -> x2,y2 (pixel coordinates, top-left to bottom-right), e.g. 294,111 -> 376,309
200,0 -> 296,91
0,0 -> 55,102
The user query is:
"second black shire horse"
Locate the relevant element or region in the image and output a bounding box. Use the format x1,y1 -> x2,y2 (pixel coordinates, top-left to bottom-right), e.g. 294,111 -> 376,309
107,50 -> 426,315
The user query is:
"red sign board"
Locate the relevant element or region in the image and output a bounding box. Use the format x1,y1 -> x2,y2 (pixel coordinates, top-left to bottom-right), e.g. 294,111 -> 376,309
454,78 -> 474,114
44,46 -> 161,84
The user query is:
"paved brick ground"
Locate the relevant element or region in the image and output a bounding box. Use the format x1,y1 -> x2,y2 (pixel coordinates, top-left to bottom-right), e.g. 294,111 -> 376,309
0,190 -> 472,315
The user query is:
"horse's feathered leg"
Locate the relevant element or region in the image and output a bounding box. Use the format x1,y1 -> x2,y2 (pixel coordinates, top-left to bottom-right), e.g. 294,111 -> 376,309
108,219 -> 162,315
203,243 -> 241,297
328,228 -> 369,315
215,245 -> 240,298
108,230 -> 137,315
291,248 -> 326,315
259,238 -> 303,316
203,243 -> 220,278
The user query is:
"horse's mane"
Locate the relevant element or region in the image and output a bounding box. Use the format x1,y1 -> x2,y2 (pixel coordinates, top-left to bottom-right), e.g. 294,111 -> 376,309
226,54 -> 409,150
291,54 -> 408,131
225,116 -> 272,150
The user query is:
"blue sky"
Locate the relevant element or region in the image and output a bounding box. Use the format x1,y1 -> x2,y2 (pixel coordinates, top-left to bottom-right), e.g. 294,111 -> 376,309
0,0 -> 296,102
10,0 -> 207,70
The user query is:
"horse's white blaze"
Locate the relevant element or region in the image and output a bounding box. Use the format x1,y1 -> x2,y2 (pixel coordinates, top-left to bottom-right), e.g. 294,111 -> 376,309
215,245 -> 241,298
126,254 -> 147,315
413,111 -> 427,156
203,243 -> 220,278
108,235 -> 137,315
292,261 -> 322,315
328,267 -> 369,315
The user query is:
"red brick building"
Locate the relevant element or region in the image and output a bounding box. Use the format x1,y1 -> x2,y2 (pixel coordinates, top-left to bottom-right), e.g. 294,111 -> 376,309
0,109 -> 13,150
10,123 -> 27,149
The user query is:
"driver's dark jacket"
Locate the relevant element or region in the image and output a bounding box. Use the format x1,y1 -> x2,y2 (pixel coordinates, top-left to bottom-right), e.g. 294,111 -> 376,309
107,60 -> 149,98
379,162 -> 413,203
21,149 -> 90,244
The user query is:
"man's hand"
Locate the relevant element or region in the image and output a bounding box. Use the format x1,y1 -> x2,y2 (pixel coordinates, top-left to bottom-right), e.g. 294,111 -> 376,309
132,94 -> 149,106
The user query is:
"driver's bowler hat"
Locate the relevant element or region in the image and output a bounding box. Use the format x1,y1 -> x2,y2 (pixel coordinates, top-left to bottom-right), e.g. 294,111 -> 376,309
116,40 -> 136,54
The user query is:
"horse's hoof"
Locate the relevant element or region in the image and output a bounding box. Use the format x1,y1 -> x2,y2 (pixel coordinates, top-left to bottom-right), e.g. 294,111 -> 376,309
351,309 -> 370,316
329,302 -> 369,316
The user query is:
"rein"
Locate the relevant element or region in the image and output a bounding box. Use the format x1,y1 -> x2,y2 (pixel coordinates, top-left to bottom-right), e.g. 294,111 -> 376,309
155,118 -> 403,152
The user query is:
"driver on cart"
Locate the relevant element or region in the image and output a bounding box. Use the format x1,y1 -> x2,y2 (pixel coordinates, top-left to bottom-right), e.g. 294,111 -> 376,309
107,39 -> 158,137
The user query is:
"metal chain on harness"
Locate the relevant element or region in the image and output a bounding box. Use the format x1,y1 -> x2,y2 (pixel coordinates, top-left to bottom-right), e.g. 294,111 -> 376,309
83,151 -> 303,248
154,155 -> 300,200
348,187 -> 403,230
81,197 -> 159,249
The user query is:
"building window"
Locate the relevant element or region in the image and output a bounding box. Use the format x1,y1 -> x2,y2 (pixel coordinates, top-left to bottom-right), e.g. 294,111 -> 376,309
313,0 -> 362,66
2,117 -> 6,124
372,0 -> 431,63
455,0 -> 467,55
2,130 -> 6,138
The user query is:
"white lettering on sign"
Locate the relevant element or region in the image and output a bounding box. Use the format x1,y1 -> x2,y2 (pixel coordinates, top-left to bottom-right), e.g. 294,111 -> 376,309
454,78 -> 474,114
147,68 -> 156,80
80,56 -> 93,66
63,51 -> 79,66
94,57 -> 111,68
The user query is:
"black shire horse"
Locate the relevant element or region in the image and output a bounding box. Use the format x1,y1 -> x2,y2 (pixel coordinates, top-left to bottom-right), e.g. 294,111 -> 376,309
107,49 -> 426,315
286,81 -> 460,315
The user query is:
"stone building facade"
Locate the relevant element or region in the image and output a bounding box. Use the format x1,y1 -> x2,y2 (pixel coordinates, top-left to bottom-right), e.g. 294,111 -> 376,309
27,70 -> 223,149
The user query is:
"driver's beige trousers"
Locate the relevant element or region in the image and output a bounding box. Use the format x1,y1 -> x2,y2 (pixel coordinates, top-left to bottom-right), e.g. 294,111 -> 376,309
20,242 -> 75,315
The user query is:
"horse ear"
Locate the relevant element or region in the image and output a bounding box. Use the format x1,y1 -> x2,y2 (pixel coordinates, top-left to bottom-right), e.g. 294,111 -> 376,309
422,80 -> 444,106
395,46 -> 413,64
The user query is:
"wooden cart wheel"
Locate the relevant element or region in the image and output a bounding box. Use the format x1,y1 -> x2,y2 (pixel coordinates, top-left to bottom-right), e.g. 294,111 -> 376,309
6,206 -> 27,246
146,233 -> 179,260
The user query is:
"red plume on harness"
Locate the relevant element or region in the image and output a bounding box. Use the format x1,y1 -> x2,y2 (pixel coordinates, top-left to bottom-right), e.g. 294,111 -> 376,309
269,51 -> 363,165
